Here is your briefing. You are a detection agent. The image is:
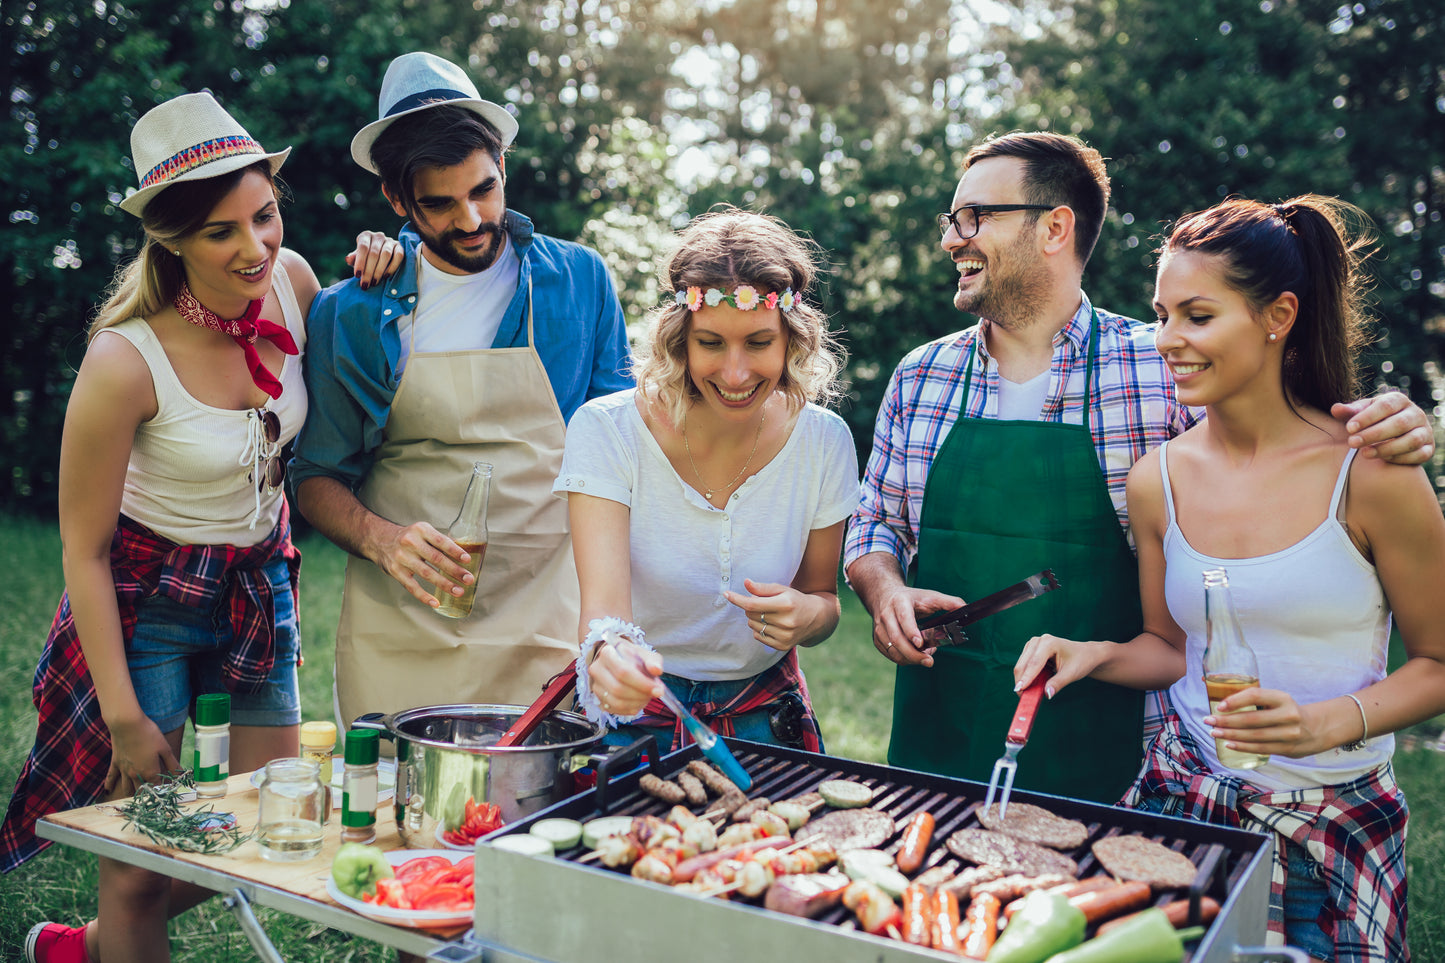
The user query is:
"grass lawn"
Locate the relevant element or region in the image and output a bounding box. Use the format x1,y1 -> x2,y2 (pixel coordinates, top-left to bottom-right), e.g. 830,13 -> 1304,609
1,512 -> 1441,960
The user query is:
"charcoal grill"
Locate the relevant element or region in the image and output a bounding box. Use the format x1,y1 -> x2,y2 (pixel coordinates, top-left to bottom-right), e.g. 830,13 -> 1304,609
462,738 -> 1304,963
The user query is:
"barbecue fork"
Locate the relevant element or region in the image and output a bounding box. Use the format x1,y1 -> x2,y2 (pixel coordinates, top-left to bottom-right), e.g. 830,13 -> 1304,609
983,663 -> 1055,819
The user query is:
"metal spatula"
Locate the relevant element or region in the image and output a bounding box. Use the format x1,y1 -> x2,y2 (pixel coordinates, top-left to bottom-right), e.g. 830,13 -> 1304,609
921,570 -> 1061,647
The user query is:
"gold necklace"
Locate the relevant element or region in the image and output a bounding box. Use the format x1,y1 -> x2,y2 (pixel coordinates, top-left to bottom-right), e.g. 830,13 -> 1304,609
683,410 -> 766,501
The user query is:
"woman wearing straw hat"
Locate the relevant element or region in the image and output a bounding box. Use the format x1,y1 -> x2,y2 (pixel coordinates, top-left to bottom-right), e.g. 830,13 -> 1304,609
2,92 -> 396,963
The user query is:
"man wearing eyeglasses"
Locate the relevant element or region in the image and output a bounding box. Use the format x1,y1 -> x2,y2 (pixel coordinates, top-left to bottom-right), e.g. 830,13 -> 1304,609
844,131 -> 1433,802
291,53 -> 632,728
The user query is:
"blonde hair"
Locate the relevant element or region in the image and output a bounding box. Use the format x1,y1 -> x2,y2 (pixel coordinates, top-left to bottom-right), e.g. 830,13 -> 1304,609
89,161 -> 281,341
633,208 -> 846,428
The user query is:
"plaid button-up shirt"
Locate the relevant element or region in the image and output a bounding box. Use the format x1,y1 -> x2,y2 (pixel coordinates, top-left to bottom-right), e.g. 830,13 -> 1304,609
844,295 -> 1199,739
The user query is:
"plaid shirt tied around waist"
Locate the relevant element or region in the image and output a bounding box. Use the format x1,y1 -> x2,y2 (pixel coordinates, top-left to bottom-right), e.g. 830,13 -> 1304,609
634,648 -> 822,754
1123,710 -> 1409,963
0,506 -> 300,872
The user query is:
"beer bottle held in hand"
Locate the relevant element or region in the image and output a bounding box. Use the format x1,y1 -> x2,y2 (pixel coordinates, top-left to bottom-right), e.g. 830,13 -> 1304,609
436,461 -> 491,619
1202,568 -> 1269,770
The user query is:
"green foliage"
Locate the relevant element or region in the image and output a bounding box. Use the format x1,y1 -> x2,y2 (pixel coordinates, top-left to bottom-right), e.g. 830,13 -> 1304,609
0,0 -> 681,512
669,0 -> 971,449
979,0 -> 1445,401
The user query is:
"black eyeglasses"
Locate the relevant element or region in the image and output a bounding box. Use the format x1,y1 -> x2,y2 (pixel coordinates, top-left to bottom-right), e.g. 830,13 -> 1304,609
936,204 -> 1057,239
247,408 -> 285,492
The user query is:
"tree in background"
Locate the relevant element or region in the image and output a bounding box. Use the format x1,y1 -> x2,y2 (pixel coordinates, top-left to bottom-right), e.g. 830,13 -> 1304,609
659,0 -> 972,449
978,0 -> 1444,405
1,0 -> 678,513
5,0 -> 1441,513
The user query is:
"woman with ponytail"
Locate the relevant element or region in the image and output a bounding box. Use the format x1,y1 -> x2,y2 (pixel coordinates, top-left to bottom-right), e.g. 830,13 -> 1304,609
1013,195 -> 1445,961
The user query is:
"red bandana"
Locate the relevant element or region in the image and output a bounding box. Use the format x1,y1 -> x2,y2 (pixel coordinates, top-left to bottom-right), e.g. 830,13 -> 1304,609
174,283 -> 298,399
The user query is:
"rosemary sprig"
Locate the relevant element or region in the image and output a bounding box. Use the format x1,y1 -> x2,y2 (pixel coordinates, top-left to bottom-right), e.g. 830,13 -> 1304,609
112,771 -> 252,855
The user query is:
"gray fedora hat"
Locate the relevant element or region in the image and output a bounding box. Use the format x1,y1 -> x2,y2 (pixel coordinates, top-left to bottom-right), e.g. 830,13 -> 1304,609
121,92 -> 290,217
350,52 -> 518,174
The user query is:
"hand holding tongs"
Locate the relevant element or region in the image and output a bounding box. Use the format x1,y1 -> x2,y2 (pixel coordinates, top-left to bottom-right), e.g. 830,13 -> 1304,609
607,631 -> 754,792
983,661 -> 1056,820
919,569 -> 1061,646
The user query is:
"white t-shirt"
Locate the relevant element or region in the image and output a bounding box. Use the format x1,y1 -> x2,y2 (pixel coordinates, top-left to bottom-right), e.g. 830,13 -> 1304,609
396,236 -> 520,374
996,368 -> 1049,421
554,390 -> 861,680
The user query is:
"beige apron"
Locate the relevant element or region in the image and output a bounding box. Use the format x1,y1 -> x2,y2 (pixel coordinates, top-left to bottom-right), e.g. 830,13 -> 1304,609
334,280 -> 578,726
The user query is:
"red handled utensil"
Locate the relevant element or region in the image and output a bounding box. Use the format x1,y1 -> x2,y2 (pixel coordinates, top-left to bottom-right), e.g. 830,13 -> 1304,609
982,662 -> 1055,819
496,667 -> 579,748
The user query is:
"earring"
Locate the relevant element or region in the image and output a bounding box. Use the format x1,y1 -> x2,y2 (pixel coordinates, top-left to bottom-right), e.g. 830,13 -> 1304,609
1268,333 -> 1278,342
173,249 -> 182,256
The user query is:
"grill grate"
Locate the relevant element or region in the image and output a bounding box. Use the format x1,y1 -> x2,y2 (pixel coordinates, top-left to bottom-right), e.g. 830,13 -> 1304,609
473,737 -> 1274,963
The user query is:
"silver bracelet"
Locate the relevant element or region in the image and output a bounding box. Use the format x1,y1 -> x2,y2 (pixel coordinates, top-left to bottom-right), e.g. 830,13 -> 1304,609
575,617 -> 651,728
1342,693 -> 1369,751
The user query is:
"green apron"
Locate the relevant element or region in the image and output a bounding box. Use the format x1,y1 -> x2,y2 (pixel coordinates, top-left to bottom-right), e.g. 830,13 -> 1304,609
888,310 -> 1145,804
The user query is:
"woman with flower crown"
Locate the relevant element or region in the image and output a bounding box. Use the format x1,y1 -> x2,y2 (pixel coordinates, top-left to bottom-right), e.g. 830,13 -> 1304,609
555,208 -> 858,751
4,93 -> 397,963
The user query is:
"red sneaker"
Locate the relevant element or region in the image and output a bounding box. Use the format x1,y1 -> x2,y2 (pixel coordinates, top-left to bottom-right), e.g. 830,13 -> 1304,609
25,922 -> 91,963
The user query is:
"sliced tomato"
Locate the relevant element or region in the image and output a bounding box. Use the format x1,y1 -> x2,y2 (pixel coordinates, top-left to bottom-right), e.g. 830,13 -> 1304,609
432,864 -> 473,887
394,855 -> 451,880
400,866 -> 454,890
373,877 -> 413,910
411,882 -> 473,912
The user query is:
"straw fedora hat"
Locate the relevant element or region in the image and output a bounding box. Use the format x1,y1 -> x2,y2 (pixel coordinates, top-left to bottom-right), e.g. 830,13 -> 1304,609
120,92 -> 290,218
350,51 -> 518,174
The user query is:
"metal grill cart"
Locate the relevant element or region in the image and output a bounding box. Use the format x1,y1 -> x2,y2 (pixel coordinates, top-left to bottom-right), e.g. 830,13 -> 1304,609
471,739 -> 1306,963
38,740 -> 1310,962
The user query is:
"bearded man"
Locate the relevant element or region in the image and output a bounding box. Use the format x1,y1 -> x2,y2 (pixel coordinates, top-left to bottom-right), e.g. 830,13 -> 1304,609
293,52 -> 631,724
845,131 -> 1432,802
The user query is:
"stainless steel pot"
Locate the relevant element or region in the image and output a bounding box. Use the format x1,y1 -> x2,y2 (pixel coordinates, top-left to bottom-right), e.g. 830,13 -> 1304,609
354,703 -> 603,848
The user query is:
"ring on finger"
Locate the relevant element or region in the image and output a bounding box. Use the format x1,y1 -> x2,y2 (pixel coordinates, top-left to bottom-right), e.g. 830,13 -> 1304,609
760,613 -> 768,627
760,625 -> 769,640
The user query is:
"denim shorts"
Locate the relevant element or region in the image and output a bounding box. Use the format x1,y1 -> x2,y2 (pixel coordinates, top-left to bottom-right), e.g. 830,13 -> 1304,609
599,673 -> 818,754
126,556 -> 300,732
1282,840 -> 1334,961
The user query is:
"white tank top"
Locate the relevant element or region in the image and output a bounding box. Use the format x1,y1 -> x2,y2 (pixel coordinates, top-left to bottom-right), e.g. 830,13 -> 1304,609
1160,440 -> 1392,790
105,262 -> 307,546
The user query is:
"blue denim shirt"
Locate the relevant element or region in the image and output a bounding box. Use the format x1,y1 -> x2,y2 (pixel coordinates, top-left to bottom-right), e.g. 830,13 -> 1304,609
292,210 -> 634,491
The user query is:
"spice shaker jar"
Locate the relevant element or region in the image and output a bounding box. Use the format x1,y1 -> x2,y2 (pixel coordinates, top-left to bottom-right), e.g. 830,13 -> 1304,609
340,727 -> 380,844
298,720 -> 337,819
193,693 -> 231,799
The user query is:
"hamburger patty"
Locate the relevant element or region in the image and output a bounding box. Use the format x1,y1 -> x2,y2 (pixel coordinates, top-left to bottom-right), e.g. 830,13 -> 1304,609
976,801 -> 1089,850
803,807 -> 896,852
945,828 -> 1080,878
1091,834 -> 1199,889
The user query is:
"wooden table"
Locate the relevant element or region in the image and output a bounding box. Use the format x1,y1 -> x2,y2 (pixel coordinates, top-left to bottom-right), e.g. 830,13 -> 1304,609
36,771 -> 474,958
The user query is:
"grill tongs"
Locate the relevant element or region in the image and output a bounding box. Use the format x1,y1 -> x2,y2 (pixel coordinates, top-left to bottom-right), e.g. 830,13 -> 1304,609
918,569 -> 1062,646
983,661 -> 1056,820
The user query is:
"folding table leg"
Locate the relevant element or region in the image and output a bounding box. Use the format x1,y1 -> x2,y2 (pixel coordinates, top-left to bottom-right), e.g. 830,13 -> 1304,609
221,889 -> 285,963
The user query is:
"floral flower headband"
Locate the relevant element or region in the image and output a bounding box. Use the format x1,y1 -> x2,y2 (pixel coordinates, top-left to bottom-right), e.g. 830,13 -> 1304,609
674,284 -> 796,313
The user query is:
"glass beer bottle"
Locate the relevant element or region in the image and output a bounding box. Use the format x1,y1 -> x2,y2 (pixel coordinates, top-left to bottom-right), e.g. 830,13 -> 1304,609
436,461 -> 491,619
1201,568 -> 1269,770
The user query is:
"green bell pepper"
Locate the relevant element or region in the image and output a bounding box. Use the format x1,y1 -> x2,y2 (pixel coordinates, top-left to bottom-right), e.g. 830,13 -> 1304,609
331,841 -> 394,899
986,890 -> 1087,963
1045,908 -> 1205,963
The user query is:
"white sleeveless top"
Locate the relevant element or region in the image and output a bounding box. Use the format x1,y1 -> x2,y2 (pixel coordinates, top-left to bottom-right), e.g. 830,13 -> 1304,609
1160,441 -> 1392,790
102,263 -> 307,547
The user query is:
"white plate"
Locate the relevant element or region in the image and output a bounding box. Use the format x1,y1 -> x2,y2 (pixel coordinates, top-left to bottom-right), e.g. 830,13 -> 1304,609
324,848 -> 472,929
250,757 -> 397,808
435,823 -> 474,851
